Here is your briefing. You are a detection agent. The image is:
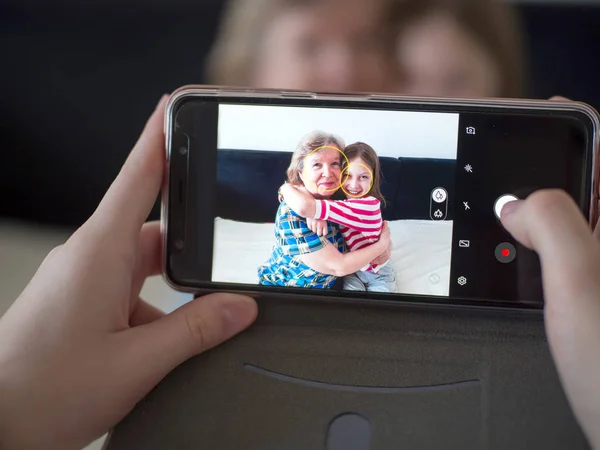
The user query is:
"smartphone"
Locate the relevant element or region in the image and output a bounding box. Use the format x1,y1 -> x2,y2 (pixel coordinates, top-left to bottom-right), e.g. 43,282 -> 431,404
162,86 -> 600,311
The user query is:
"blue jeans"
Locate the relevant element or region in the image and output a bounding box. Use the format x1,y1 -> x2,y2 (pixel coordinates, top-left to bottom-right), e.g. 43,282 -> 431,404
343,264 -> 396,293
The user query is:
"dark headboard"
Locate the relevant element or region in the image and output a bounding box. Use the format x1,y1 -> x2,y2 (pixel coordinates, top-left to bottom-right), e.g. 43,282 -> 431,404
216,149 -> 456,223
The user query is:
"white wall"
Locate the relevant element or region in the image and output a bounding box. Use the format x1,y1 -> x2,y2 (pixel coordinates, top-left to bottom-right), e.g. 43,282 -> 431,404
218,104 -> 459,159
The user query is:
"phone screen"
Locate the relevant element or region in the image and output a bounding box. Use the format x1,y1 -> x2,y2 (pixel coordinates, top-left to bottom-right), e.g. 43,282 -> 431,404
167,96 -> 596,309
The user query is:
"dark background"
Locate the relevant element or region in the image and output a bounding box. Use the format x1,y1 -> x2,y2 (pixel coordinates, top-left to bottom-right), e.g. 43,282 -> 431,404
1,1 -> 599,229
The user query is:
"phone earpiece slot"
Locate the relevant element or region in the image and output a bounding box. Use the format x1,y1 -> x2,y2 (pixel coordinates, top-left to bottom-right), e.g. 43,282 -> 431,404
178,179 -> 183,204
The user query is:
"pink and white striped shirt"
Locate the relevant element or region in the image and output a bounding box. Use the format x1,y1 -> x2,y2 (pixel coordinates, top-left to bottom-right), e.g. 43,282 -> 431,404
314,196 -> 386,273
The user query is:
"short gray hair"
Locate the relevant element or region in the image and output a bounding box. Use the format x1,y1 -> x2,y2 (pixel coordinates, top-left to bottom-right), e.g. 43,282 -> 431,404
286,131 -> 345,184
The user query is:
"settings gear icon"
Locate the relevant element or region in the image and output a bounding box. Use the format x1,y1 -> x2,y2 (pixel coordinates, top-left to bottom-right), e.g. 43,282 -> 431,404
457,276 -> 467,286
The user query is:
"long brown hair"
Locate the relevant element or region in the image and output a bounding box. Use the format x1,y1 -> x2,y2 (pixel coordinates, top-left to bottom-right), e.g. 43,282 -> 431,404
287,131 -> 345,185
389,0 -> 527,98
343,142 -> 386,207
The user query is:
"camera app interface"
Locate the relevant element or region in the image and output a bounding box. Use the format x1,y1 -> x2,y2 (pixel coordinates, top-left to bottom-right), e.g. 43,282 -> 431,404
171,97 -> 591,307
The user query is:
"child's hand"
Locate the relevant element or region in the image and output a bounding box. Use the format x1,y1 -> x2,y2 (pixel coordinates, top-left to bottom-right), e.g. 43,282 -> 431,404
307,218 -> 328,236
278,183 -> 290,203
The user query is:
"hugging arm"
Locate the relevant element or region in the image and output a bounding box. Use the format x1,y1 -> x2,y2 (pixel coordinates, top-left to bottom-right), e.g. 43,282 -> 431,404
371,240 -> 392,266
311,198 -> 392,264
300,223 -> 390,277
280,183 -> 317,218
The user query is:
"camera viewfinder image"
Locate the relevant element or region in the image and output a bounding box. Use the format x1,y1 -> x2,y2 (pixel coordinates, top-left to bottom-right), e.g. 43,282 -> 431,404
212,104 -> 458,297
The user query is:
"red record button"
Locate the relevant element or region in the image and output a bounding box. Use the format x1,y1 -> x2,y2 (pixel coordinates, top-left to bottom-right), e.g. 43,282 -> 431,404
495,242 -> 516,263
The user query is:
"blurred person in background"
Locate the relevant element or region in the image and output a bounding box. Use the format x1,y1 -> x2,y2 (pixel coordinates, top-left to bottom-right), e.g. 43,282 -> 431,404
207,0 -> 527,99
391,0 -> 527,98
205,0 -> 397,93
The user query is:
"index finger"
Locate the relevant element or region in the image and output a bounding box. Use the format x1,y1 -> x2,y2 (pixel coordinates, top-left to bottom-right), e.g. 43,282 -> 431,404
90,95 -> 169,242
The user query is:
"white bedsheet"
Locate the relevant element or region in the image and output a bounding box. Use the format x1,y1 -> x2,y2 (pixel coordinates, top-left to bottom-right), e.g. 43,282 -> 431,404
213,218 -> 453,296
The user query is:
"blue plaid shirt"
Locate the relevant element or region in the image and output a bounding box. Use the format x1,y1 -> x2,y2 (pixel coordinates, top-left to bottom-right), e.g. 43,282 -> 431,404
258,200 -> 346,288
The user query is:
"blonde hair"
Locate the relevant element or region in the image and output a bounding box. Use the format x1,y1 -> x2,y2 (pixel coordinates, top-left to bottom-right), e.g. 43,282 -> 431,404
207,0 -> 526,97
206,0 -> 312,86
390,0 -> 527,97
287,131 -> 345,185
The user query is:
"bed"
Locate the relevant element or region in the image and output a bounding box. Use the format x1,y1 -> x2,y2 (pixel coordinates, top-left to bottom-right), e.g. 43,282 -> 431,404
213,218 -> 453,296
213,149 -> 456,297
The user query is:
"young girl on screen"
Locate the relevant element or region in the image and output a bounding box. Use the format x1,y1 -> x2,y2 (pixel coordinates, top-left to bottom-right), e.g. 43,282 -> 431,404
280,142 -> 396,292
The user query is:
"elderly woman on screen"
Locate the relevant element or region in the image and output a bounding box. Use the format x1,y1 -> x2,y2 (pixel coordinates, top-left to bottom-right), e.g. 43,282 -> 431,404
258,131 -> 390,289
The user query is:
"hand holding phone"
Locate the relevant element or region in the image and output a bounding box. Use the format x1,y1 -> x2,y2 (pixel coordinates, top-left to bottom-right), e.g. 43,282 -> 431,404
501,190 -> 600,449
0,96 -> 258,450
163,86 -> 600,310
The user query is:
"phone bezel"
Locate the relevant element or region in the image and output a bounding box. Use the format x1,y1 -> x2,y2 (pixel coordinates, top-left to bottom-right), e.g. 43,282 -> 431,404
161,85 -> 600,313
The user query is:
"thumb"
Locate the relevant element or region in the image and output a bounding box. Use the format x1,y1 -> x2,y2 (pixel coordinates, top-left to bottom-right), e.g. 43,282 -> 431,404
117,293 -> 257,398
500,190 -> 600,317
500,189 -> 597,286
